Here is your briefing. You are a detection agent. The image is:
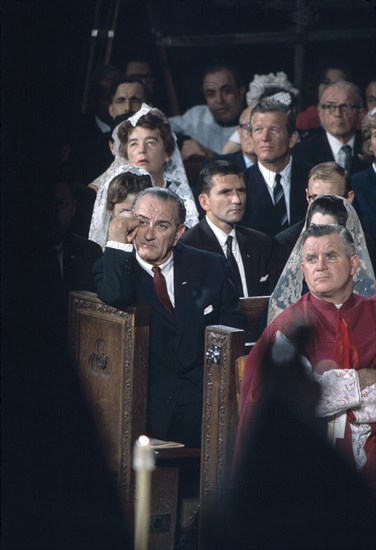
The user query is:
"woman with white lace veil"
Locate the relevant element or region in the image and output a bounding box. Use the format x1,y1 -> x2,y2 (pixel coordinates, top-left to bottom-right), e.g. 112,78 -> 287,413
89,104 -> 199,248
89,163 -> 152,250
117,103 -> 199,228
268,195 -> 376,323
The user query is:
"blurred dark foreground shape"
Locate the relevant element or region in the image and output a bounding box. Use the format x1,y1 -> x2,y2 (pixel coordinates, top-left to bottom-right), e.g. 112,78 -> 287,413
202,325 -> 376,550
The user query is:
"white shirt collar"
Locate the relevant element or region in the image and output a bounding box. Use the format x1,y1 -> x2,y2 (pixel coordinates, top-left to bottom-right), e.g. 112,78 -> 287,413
243,153 -> 254,169
95,115 -> 111,134
326,132 -> 355,156
258,157 -> 292,190
206,216 -> 236,247
135,250 -> 174,276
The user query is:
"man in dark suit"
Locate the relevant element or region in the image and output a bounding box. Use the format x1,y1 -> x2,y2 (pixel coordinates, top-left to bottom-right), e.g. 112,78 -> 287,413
352,109 -> 376,242
216,106 -> 257,171
69,65 -> 122,185
293,80 -> 367,175
276,162 -> 355,262
180,160 -> 276,297
49,180 -> 103,294
275,161 -> 375,271
352,165 -> 376,242
241,99 -> 311,236
94,187 -> 246,447
44,178 -> 102,344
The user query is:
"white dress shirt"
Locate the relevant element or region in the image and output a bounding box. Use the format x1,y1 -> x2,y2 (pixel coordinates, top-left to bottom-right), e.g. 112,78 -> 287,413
258,158 -> 292,223
326,132 -> 355,167
106,241 -> 175,305
205,217 -> 249,297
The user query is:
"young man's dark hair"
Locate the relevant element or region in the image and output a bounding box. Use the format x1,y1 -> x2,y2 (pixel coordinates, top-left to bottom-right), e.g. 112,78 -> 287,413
198,160 -> 244,194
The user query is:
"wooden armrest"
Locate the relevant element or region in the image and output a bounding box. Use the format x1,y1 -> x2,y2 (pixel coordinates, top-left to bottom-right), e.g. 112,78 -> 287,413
236,355 -> 248,413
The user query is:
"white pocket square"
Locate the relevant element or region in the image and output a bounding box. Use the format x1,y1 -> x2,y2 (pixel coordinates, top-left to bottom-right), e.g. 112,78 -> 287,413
259,274 -> 269,282
204,305 -> 213,315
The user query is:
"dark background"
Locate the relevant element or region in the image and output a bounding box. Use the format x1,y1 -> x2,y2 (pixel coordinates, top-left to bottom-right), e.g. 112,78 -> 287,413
3,0 -> 376,125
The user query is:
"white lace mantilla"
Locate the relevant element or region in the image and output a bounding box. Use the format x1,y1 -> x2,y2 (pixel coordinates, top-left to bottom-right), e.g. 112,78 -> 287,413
89,104 -> 199,249
268,197 -> 376,323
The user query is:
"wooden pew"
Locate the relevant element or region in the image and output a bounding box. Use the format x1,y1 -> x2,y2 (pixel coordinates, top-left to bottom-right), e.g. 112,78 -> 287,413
199,324 -> 246,542
68,292 -> 268,548
240,295 -> 270,343
199,297 -> 270,545
68,291 -> 196,549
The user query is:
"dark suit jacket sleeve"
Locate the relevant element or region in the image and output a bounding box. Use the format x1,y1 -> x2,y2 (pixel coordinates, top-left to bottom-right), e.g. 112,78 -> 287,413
93,247 -> 138,309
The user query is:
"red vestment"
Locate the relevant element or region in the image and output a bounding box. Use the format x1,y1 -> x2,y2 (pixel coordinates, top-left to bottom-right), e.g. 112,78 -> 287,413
238,292 -> 376,489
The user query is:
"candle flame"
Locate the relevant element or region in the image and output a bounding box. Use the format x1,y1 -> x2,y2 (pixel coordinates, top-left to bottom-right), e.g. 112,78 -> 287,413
138,435 -> 150,447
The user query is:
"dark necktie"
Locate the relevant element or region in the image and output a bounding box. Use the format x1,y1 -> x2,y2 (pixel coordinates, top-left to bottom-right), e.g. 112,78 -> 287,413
340,144 -> 352,172
151,266 -> 175,316
225,235 -> 244,297
47,246 -> 63,282
273,173 -> 288,229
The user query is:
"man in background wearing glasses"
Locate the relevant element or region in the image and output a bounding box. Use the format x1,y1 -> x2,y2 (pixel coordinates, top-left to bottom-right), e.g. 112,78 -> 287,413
293,80 -> 367,175
216,106 -> 257,171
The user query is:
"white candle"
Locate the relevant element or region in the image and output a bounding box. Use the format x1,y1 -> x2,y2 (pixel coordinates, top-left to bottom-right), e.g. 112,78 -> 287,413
133,435 -> 155,550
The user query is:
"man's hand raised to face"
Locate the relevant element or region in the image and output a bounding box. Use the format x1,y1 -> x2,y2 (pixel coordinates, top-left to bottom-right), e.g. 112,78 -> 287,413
108,212 -> 140,244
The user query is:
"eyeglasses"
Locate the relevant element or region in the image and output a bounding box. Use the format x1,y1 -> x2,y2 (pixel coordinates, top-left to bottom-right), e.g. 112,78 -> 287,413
320,103 -> 360,115
238,123 -> 252,133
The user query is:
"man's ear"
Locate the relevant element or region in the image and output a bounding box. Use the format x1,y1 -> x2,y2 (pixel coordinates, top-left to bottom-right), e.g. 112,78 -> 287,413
350,254 -> 359,277
346,190 -> 355,204
239,85 -> 246,100
109,103 -> 115,119
174,224 -> 186,244
198,193 -> 209,211
288,130 -> 299,149
305,188 -> 310,203
317,105 -> 325,126
358,107 -> 366,123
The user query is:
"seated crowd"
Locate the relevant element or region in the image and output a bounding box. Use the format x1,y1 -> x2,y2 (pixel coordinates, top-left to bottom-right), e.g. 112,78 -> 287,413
50,56 -> 376,496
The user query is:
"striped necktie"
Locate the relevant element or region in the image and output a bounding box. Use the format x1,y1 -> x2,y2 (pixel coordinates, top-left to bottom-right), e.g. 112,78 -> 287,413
273,173 -> 288,229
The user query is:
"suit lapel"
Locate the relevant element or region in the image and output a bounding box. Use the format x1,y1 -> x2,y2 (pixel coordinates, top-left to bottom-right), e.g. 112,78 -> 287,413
289,160 -> 308,224
173,245 -> 198,333
200,218 -> 225,255
236,228 -> 257,293
321,133 -> 335,162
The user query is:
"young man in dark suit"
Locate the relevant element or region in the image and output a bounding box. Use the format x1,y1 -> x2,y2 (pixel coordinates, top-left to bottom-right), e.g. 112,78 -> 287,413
293,80 -> 367,175
275,162 -> 355,262
94,187 -> 246,447
241,99 -> 310,237
180,160 -> 277,297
